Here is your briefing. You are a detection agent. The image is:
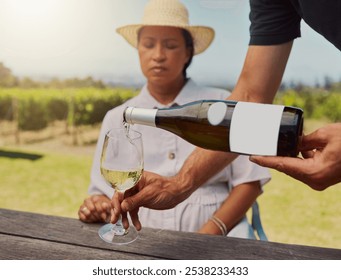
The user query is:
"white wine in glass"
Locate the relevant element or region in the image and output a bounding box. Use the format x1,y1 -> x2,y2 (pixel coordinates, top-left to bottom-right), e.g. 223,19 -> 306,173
98,127 -> 143,244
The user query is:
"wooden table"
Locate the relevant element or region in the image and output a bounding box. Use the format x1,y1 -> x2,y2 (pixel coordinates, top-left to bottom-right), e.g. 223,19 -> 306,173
0,208 -> 340,260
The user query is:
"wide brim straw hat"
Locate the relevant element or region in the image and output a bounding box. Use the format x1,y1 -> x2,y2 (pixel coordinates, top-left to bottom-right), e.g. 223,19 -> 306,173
116,0 -> 215,55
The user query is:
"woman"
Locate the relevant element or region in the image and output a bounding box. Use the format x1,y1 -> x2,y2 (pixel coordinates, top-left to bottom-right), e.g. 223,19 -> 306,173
78,0 -> 270,238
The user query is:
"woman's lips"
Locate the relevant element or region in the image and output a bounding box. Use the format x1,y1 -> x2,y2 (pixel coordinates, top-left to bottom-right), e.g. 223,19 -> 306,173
151,66 -> 166,74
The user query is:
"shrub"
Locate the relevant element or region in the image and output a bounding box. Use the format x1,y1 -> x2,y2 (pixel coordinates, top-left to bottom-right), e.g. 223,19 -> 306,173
18,98 -> 48,131
321,93 -> 341,122
0,95 -> 13,120
0,87 -> 138,130
47,98 -> 69,121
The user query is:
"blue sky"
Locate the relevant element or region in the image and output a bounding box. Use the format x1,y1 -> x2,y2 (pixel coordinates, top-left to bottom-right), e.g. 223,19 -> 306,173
0,0 -> 340,87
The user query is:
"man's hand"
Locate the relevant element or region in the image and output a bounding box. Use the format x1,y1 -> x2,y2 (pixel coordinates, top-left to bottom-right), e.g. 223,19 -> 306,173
111,148 -> 238,229
250,123 -> 341,190
111,170 -> 193,229
109,186 -> 141,230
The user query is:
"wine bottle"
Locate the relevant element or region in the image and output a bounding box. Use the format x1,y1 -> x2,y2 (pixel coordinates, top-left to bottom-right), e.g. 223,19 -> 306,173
123,100 -> 304,157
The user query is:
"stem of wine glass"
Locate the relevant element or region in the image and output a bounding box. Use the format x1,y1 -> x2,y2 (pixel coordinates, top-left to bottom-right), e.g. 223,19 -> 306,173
112,214 -> 127,236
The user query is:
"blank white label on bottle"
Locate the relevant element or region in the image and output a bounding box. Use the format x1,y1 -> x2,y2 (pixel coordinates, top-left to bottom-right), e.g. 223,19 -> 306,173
230,102 -> 284,156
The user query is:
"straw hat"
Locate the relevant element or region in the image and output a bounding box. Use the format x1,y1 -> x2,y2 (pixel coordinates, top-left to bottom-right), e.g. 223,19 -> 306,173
116,0 -> 215,55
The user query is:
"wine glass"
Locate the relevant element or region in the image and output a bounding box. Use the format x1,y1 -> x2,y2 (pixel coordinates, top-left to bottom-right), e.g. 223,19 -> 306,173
98,127 -> 144,245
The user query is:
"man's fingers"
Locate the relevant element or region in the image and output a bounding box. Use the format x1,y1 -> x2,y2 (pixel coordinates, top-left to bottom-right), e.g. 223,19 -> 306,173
124,184 -> 139,197
128,209 -> 141,231
250,155 -> 308,179
121,190 -> 150,212
120,211 -> 129,229
110,192 -> 123,224
111,192 -> 124,212
110,209 -> 117,224
300,149 -> 315,159
300,128 -> 327,151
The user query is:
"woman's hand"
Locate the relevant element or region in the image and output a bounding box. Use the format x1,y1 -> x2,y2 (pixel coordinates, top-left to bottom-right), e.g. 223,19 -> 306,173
78,195 -> 111,223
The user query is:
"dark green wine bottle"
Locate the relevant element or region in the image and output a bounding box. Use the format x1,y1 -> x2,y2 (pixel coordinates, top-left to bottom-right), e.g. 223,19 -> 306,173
123,100 -> 304,157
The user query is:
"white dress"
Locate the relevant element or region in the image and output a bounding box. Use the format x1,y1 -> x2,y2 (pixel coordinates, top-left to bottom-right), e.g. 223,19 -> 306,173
88,79 -> 271,239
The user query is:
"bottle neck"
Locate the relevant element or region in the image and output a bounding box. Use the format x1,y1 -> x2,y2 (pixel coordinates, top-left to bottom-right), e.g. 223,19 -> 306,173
123,107 -> 158,127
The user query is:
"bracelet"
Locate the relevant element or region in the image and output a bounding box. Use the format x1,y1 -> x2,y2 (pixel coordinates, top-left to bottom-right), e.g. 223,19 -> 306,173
209,216 -> 228,236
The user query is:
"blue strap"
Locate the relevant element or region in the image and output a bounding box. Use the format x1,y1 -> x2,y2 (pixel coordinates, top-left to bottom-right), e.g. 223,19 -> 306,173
251,201 -> 268,241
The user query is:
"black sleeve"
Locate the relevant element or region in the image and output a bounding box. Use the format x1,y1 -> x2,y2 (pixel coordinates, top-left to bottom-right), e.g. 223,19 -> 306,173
249,0 -> 301,45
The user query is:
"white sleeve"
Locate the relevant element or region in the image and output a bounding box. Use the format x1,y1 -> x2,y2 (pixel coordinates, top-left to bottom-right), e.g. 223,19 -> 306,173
230,155 -> 271,188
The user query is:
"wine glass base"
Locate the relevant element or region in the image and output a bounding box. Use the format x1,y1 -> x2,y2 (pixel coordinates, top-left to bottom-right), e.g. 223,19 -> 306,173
98,223 -> 138,245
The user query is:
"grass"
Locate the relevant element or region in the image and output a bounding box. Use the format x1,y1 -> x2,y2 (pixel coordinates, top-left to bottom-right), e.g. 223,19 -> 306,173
0,147 -> 91,218
257,170 -> 341,249
0,119 -> 340,250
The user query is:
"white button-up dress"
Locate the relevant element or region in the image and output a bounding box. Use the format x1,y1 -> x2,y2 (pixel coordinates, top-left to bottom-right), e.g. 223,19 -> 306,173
89,79 -> 271,239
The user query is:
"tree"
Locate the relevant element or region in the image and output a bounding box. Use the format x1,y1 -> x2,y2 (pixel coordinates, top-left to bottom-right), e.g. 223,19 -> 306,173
323,75 -> 333,90
18,77 -> 40,88
0,62 -> 18,87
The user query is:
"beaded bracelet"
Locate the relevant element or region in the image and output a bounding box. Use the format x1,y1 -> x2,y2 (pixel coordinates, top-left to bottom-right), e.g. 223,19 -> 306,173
209,216 -> 228,236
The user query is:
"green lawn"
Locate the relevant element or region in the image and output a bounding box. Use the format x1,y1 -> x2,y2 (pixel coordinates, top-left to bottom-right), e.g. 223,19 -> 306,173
0,147 -> 91,218
257,170 -> 341,249
0,119 -> 340,250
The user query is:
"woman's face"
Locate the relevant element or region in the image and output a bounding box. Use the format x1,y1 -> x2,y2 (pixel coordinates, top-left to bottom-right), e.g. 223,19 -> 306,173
137,26 -> 191,86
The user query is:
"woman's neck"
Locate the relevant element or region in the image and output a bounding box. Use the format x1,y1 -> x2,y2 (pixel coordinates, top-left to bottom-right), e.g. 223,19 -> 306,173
148,77 -> 187,105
